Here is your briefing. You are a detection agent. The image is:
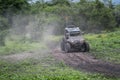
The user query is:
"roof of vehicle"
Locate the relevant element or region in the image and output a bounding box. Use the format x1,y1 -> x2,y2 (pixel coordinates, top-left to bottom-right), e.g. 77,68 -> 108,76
66,25 -> 75,28
65,27 -> 80,32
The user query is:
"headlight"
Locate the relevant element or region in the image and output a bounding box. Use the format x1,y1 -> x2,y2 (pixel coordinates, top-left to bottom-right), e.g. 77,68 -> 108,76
71,40 -> 74,43
80,39 -> 85,43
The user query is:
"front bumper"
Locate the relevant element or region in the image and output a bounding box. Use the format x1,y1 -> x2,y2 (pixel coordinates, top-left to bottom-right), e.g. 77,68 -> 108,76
70,41 -> 84,49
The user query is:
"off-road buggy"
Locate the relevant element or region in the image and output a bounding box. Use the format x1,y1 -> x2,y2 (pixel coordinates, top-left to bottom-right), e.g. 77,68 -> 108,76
61,25 -> 90,53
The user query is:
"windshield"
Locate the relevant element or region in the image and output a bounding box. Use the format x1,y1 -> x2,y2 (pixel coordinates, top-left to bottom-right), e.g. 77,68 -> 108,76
67,25 -> 75,28
65,27 -> 81,36
69,31 -> 80,36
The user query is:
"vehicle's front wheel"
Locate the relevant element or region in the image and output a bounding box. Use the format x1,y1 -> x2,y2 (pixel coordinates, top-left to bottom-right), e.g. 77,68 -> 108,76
81,42 -> 90,52
65,43 -> 71,53
85,42 -> 90,52
61,39 -> 65,51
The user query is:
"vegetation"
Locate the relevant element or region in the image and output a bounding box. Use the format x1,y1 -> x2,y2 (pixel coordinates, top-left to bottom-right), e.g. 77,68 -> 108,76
0,0 -> 29,46
0,29 -> 120,80
0,41 -> 47,55
0,0 -> 120,80
0,54 -> 120,80
0,0 -> 120,46
84,28 -> 120,63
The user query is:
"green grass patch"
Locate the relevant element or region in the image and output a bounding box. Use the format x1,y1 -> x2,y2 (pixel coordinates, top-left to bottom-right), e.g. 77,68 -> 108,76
0,35 -> 61,55
84,30 -> 120,63
0,40 -> 47,55
0,59 -> 119,80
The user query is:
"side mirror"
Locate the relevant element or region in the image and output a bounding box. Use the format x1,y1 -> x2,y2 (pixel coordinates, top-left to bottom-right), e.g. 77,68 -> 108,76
65,33 -> 69,39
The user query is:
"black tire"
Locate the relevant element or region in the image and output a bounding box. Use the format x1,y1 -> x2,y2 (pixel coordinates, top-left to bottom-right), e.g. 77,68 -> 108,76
85,42 -> 90,52
81,42 -> 90,52
61,39 -> 65,51
65,43 -> 71,53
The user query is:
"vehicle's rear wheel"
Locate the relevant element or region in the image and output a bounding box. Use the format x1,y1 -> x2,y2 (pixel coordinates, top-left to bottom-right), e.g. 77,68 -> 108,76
81,42 -> 90,52
65,43 -> 71,53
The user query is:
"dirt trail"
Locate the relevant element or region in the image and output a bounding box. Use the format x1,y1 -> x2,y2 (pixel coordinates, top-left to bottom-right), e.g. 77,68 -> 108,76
52,47 -> 120,77
1,46 -> 120,77
2,52 -> 34,61
0,50 -> 48,62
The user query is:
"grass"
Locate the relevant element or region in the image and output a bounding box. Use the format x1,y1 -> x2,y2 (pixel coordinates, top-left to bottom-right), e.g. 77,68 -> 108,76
0,35 -> 61,55
0,30 -> 120,80
0,40 -> 47,55
0,58 -> 119,80
84,30 -> 120,63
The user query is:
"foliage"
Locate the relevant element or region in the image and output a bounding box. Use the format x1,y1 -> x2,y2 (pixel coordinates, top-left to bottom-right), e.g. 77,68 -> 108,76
76,0 -> 116,31
0,0 -> 30,46
30,0 -> 118,32
114,5 -> 120,27
0,0 -> 120,80
0,0 -> 29,15
0,0 -> 120,46
0,16 -> 9,46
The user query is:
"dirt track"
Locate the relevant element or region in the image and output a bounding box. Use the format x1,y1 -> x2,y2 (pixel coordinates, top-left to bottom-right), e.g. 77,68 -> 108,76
52,47 -> 120,77
1,45 -> 120,77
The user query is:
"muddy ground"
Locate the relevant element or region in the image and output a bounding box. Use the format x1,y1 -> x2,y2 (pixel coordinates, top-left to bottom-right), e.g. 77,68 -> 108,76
52,47 -> 120,77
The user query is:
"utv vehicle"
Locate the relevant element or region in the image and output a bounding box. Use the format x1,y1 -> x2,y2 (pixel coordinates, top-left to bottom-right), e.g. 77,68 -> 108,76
61,25 -> 90,53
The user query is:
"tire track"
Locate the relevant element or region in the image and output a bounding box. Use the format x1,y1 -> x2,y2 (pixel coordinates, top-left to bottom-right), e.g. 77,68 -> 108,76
52,48 -> 120,77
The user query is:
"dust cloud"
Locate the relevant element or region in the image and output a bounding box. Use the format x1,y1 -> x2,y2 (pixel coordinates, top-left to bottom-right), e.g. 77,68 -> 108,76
2,13 -> 60,61
9,13 -> 60,44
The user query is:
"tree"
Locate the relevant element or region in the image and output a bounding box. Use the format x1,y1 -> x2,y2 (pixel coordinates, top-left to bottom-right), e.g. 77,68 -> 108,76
114,5 -> 120,27
76,0 -> 116,32
0,16 -> 9,46
103,0 -> 114,9
0,0 -> 29,46
51,0 -> 70,6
